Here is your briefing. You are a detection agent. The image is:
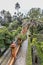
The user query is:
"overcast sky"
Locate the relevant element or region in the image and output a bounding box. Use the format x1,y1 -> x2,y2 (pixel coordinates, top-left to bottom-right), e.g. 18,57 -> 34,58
0,0 -> 43,15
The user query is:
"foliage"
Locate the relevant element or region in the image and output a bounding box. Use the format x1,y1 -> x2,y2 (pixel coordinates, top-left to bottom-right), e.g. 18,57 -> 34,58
37,23 -> 43,33
30,36 -> 43,65
0,10 -> 12,27
29,21 -> 43,34
17,27 -> 22,33
11,27 -> 22,40
18,34 -> 27,41
30,38 -> 37,46
0,26 -> 13,49
28,8 -> 41,19
40,42 -> 43,52
26,40 -> 32,65
27,8 -> 43,22
36,42 -> 43,65
2,22 -> 9,27
8,20 -> 22,31
0,39 -> 5,48
29,25 -> 34,35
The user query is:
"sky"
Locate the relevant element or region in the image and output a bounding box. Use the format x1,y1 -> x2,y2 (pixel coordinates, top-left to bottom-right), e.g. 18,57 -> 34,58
0,0 -> 43,15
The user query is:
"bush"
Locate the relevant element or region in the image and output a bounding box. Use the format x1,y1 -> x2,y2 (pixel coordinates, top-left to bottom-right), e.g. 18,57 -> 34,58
30,36 -> 43,65
17,27 -> 22,33
11,27 -> 22,40
19,34 -> 27,41
9,20 -> 20,30
0,39 -> 5,48
0,26 -> 13,48
2,22 -> 9,27
40,42 -> 43,52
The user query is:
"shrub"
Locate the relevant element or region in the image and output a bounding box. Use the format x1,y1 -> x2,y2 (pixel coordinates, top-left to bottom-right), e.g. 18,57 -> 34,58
11,27 -> 22,40
0,26 -> 13,48
19,34 -> 27,41
17,27 -> 22,33
40,42 -> 43,52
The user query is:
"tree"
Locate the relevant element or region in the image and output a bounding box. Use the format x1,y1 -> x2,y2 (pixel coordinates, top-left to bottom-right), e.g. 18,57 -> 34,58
1,10 -> 6,16
13,12 -> 17,20
5,11 -> 12,22
0,10 -> 12,25
28,8 -> 41,20
42,10 -> 43,16
8,20 -> 20,30
39,9 -> 43,21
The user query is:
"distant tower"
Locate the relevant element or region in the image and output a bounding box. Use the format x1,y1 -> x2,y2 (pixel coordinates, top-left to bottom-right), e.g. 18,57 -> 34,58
15,2 -> 20,15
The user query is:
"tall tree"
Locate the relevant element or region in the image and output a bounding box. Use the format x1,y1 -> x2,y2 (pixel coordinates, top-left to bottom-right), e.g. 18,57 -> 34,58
0,10 -> 12,25
5,11 -> 12,22
1,10 -> 6,16
28,8 -> 41,19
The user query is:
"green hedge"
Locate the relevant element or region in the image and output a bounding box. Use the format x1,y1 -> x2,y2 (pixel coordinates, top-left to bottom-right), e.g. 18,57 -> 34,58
26,40 -> 32,65
31,37 -> 43,65
18,34 -> 27,41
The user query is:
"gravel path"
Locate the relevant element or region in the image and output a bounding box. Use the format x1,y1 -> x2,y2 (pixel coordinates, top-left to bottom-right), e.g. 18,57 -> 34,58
14,39 -> 28,65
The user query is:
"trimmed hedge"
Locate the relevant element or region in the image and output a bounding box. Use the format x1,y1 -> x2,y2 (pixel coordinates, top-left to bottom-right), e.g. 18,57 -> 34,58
26,40 -> 32,65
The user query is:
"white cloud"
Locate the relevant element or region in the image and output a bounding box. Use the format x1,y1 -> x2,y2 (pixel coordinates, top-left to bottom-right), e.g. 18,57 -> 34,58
0,0 -> 43,15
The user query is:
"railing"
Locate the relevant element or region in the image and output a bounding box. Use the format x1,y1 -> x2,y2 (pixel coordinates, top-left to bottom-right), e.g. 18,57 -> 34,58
7,44 -> 21,65
0,43 -> 21,65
